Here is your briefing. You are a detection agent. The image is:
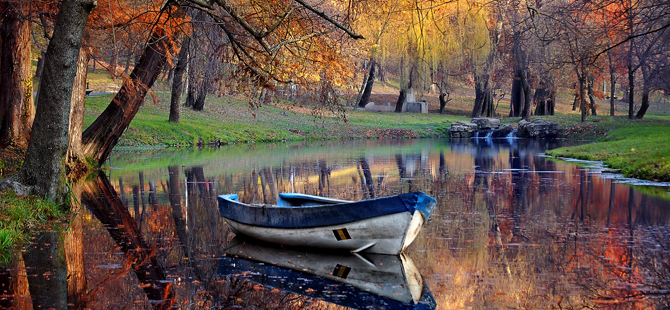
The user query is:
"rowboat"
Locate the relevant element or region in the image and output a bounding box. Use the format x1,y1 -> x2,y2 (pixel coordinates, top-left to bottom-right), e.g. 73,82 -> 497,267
219,238 -> 437,309
217,192 -> 436,255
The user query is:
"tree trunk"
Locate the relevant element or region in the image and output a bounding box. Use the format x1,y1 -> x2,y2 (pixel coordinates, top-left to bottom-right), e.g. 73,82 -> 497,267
610,77 -> 616,116
473,72 -> 494,118
357,60 -> 375,108
579,75 -> 587,123
186,86 -> 196,107
34,51 -> 47,106
19,0 -> 96,202
534,87 -> 547,116
81,173 -> 174,309
124,48 -> 132,74
0,2 -> 35,147
167,165 -> 188,258
636,66 -> 650,119
64,186 -> 87,309
587,76 -> 597,116
192,83 -> 207,111
548,85 -> 556,115
608,48 -> 617,116
0,254 -> 32,309
510,42 -> 531,120
394,89 -> 406,113
192,52 -> 216,111
395,66 -> 415,113
510,74 -> 521,117
636,87 -> 649,119
68,46 -> 88,169
439,92 -> 448,114
358,158 -> 375,199
82,4 -> 178,165
34,54 -> 45,84
521,75 -> 531,121
169,37 -> 190,122
627,39 -> 635,119
24,232 -> 67,309
378,63 -> 386,82
535,83 -> 556,116
472,42 -> 496,119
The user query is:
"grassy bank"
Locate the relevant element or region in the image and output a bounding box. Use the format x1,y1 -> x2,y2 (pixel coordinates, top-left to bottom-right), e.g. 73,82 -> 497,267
546,119 -> 670,181
84,93 -> 466,147
0,191 -> 65,263
84,91 -> 670,182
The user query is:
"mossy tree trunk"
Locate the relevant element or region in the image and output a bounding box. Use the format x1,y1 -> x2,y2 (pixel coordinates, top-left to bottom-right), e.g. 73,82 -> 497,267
19,0 -> 96,202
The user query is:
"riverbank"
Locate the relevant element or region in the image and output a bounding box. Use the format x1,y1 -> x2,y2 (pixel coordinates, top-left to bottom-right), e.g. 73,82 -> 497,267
546,118 -> 670,182
0,191 -> 64,263
85,92 -> 670,181
84,93 -> 465,147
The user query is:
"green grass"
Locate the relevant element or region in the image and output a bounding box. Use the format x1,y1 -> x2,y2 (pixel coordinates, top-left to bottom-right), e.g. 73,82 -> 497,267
83,90 -> 670,182
84,93 -> 466,147
0,191 -> 65,264
546,119 -> 670,181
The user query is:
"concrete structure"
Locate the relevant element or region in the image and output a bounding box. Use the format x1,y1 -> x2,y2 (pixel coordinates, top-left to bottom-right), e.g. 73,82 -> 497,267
364,102 -> 395,112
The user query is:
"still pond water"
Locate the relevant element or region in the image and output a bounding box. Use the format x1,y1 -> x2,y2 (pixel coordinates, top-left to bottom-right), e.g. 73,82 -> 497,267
2,138 -> 670,309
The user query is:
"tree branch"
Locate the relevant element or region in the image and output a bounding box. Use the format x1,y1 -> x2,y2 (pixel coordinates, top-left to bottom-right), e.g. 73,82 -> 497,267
594,21 -> 670,61
292,0 -> 364,39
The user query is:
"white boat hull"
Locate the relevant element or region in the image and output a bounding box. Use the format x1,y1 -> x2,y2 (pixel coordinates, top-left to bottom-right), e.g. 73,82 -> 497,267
225,211 -> 425,255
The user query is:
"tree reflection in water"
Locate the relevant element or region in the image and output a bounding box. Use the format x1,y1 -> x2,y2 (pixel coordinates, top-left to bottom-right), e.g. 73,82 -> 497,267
1,139 -> 669,309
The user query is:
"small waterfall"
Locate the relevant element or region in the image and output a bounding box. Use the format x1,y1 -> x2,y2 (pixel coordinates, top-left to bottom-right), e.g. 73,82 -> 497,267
471,128 -> 520,143
506,129 -> 519,139
472,129 -> 492,139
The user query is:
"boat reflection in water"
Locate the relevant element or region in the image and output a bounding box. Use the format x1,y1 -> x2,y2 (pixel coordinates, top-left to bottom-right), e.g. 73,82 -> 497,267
218,238 -> 436,309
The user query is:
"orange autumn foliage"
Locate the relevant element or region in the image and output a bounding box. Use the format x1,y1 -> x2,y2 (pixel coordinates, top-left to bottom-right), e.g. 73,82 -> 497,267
86,0 -> 189,75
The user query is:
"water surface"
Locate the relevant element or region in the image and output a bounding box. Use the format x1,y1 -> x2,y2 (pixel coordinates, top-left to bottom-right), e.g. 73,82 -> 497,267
2,138 -> 669,309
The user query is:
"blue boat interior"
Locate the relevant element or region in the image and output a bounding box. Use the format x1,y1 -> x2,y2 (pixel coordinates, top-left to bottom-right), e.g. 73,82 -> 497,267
276,193 -> 350,207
